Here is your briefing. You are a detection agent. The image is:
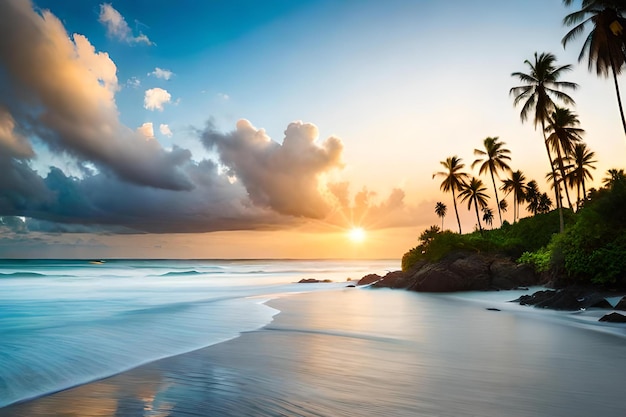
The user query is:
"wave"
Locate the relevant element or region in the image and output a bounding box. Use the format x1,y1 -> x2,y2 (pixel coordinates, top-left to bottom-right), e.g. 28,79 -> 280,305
0,272 -> 47,278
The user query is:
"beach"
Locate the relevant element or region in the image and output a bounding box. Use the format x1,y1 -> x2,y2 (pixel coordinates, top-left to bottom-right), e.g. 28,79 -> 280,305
2,286 -> 626,417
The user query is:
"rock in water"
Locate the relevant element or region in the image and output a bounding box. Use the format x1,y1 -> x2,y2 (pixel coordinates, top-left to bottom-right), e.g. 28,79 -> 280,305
599,312 -> 626,323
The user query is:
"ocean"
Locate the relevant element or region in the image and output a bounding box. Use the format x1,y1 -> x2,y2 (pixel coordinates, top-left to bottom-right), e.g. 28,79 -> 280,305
2,259 -> 626,416
0,259 -> 398,408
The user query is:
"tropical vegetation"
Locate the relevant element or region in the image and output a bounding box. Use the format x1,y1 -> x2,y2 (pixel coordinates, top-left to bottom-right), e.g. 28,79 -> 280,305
415,1 -> 626,288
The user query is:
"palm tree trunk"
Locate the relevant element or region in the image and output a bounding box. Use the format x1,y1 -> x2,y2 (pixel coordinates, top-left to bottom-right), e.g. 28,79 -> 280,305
541,120 -> 564,233
473,200 -> 483,233
489,169 -> 502,226
554,144 -> 573,209
582,177 -> 587,204
609,53 -> 626,137
452,188 -> 462,234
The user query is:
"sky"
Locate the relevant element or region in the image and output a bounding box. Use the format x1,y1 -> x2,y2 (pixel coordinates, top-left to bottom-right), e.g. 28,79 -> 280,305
0,0 -> 624,259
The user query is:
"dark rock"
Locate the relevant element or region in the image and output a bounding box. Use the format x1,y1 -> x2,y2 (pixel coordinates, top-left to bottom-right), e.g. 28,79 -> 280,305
516,289 -> 619,311
346,284 -> 356,288
599,312 -> 626,323
486,308 -> 501,311
372,270 -> 409,288
391,252 -> 540,293
535,291 -> 581,310
517,290 -> 557,306
357,273 -> 382,286
297,278 -> 332,284
581,293 -> 613,309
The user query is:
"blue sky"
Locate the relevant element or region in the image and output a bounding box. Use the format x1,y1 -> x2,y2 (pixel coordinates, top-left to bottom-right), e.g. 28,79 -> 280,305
0,0 -> 624,258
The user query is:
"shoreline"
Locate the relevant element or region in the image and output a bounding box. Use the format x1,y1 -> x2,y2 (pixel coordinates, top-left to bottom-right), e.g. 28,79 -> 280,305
3,287 -> 626,416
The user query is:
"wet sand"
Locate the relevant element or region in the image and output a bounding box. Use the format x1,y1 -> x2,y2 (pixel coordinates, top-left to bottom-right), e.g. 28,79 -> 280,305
2,288 -> 626,417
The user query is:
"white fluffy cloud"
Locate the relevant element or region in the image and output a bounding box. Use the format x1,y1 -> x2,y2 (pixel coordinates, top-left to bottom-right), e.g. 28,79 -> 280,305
144,88 -> 171,111
149,68 -> 174,80
98,3 -> 152,45
159,124 -> 173,137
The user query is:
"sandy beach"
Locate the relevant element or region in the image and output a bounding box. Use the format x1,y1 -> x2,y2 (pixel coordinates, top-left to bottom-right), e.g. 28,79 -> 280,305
2,287 -> 626,417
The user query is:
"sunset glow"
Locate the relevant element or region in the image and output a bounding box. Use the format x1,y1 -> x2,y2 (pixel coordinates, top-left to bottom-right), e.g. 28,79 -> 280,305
348,227 -> 366,243
0,0 -> 623,259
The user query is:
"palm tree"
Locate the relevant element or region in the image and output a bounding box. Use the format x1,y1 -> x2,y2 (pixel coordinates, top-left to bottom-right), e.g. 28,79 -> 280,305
569,143 -> 596,208
602,168 -> 626,188
501,170 -> 528,222
482,207 -> 494,229
538,193 -> 553,214
499,199 -> 509,221
435,202 -> 447,230
510,52 -> 578,232
458,177 -> 490,233
525,180 -> 542,215
562,0 -> 626,136
433,156 -> 468,234
472,137 -> 511,226
545,106 -> 584,208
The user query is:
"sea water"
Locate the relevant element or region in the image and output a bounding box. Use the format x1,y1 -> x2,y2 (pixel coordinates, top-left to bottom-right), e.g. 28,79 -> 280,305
0,259 -> 398,407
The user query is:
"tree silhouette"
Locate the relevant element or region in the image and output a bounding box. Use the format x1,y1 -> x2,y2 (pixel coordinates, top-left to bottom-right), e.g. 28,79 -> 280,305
435,201 -> 447,230
458,177 -> 490,233
433,156 -> 468,234
562,0 -> 626,136
472,137 -> 511,226
510,52 -> 578,232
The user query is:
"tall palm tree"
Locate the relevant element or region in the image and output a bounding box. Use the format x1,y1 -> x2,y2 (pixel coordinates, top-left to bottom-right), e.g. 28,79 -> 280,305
435,201 -> 447,230
545,106 -> 584,209
569,142 -> 596,208
458,177 -> 490,233
510,52 -> 578,232
472,137 -> 511,226
501,170 -> 528,222
433,156 -> 468,234
562,0 -> 626,136
602,168 -> 626,188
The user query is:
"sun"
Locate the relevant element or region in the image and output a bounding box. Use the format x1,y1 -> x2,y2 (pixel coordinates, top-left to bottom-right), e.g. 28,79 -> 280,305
348,227 -> 366,243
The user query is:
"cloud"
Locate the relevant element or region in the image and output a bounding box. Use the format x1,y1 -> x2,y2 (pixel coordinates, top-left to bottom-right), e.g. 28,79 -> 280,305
159,124 -> 173,137
137,122 -> 154,139
126,76 -> 141,88
217,93 -> 230,100
149,68 -> 174,80
0,107 -> 33,158
202,119 -> 344,218
0,0 -> 191,190
98,3 -> 152,45
144,88 -> 171,111
0,3 -> 416,237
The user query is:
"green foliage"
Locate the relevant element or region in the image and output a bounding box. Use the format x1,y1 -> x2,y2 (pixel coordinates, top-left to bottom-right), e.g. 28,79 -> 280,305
402,210 -> 565,271
518,246 -> 552,273
404,178 -> 626,286
551,177 -> 626,285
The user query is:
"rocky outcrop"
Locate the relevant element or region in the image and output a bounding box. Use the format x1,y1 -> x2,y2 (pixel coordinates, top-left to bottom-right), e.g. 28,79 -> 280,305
516,289 -> 622,311
357,274 -> 383,286
599,312 -> 626,323
297,278 -> 332,283
369,252 -> 539,292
